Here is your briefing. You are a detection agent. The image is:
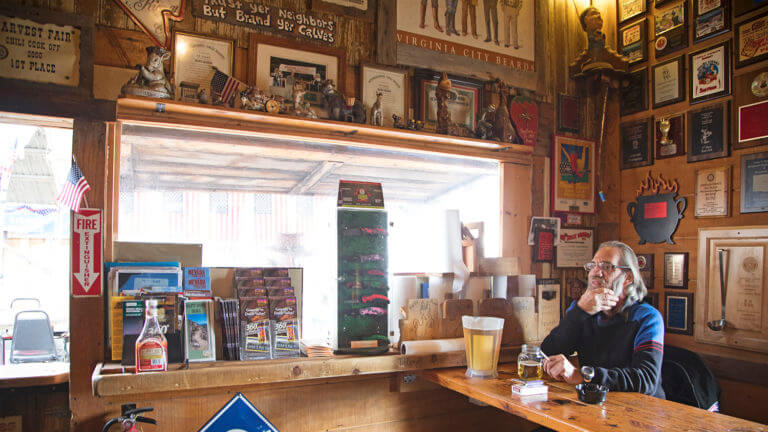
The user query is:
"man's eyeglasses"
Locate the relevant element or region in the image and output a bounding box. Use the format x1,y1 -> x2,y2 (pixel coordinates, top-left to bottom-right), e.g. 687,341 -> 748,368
583,261 -> 631,272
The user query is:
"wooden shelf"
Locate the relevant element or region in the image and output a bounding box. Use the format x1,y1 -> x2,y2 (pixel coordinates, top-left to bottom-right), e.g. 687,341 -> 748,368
116,96 -> 533,165
92,348 -> 519,398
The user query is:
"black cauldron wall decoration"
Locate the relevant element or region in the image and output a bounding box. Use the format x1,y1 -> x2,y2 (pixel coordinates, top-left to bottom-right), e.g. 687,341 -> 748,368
627,171 -> 686,244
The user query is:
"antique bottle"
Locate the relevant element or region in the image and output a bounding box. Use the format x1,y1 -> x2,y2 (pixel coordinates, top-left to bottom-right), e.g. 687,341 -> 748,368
135,299 -> 168,373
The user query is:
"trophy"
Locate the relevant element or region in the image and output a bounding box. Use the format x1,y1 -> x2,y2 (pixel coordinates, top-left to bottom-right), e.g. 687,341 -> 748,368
659,117 -> 672,146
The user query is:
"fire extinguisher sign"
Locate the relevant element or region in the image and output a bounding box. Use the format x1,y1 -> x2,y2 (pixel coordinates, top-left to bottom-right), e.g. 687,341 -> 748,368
72,209 -> 102,297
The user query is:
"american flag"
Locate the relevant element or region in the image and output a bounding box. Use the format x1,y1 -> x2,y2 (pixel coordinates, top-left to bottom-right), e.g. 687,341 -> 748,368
57,158 -> 90,212
210,68 -> 243,105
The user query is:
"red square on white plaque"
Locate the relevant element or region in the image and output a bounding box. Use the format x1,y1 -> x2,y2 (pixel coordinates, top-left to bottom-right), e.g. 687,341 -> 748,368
72,209 -> 102,297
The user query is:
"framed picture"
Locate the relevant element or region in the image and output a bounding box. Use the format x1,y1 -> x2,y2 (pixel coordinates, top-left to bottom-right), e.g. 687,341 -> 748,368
311,0 -> 375,20
620,118 -> 653,169
558,93 -> 580,133
734,0 -> 768,16
654,114 -> 685,159
740,151 -> 768,213
653,1 -> 687,58
687,101 -> 729,162
738,100 -> 768,146
735,11 -> 768,69
645,291 -> 660,309
690,41 -> 730,104
413,69 -> 484,133
360,63 -> 408,128
637,253 -> 654,290
694,166 -> 730,217
693,0 -> 722,16
556,228 -> 594,268
247,33 -> 345,116
533,229 -> 555,263
184,299 -> 216,362
561,274 -> 587,317
619,18 -> 648,64
172,32 -> 234,98
693,5 -> 730,43
552,135 -> 596,214
618,0 -> 647,25
621,68 -> 649,116
652,56 -> 685,108
664,252 -> 688,289
665,292 -> 693,335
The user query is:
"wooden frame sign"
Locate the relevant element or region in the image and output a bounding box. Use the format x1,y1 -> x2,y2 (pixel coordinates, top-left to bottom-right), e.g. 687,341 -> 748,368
694,166 -> 730,217
552,136 -> 596,214
664,252 -> 688,289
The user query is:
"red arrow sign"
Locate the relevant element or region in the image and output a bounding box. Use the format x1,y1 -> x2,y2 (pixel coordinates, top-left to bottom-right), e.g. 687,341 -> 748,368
72,209 -> 102,297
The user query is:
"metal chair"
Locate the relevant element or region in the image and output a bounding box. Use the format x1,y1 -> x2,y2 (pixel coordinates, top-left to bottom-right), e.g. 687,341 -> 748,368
9,310 -> 58,363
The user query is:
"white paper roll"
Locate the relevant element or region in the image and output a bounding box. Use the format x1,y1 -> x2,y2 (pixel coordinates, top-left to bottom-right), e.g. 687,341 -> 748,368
400,337 -> 465,355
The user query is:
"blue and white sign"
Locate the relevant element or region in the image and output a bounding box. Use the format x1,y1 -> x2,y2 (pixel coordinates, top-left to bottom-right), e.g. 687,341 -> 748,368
198,393 -> 279,432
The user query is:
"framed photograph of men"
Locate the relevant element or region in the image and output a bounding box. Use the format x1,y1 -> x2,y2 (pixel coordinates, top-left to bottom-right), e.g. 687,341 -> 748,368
413,69 -> 484,132
690,41 -> 730,104
735,11 -> 768,69
620,118 -> 653,169
619,18 -> 648,65
552,135 -> 596,214
395,0 -> 535,73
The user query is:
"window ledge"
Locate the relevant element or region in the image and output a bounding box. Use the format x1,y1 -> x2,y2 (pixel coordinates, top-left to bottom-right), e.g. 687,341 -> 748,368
116,96 -> 533,165
92,348 -> 519,397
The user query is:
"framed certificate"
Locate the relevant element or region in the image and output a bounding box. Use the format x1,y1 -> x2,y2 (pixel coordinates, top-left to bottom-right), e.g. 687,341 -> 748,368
172,32 -> 234,96
360,63 -> 408,128
740,151 -> 768,214
687,101 -> 729,162
735,11 -> 768,69
654,114 -> 685,159
694,166 -> 730,217
664,252 -> 689,289
618,0 -> 647,25
652,56 -> 685,108
556,228 -> 594,268
621,68 -> 649,116
620,118 -> 653,169
665,292 -> 693,335
637,253 -> 654,290
552,135 -> 596,214
690,41 -> 730,104
619,18 -> 648,64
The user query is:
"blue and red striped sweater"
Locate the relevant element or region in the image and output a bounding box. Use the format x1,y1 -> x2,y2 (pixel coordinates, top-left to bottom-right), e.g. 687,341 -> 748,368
541,300 -> 666,399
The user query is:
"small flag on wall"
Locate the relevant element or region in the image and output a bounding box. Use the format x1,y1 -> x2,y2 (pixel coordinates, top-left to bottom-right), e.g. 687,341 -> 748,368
57,157 -> 90,213
210,68 -> 243,105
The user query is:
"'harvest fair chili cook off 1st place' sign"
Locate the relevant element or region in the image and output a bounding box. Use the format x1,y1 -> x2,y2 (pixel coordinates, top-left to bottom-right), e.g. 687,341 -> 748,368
192,0 -> 337,44
0,14 -> 80,86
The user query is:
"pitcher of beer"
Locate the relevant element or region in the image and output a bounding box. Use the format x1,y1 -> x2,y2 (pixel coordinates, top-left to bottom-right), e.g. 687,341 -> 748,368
462,316 -> 504,378
517,344 -> 545,381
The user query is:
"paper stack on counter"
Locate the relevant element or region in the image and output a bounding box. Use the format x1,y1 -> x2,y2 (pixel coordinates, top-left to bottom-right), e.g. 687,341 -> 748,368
300,340 -> 334,358
511,379 -> 549,396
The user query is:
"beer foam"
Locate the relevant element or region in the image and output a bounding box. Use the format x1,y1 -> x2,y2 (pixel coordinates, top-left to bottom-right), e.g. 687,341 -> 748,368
462,316 -> 504,330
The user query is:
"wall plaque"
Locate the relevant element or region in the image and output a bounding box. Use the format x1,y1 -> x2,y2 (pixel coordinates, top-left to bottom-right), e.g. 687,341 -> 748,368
192,0 -> 338,45
735,11 -> 768,69
687,101 -> 729,162
114,0 -> 184,49
621,68 -> 649,116
619,18 -> 648,64
740,151 -> 768,214
665,292 -> 693,335
652,56 -> 685,108
637,253 -> 654,290
653,1 -> 688,58
556,228 -> 594,268
654,114 -> 685,159
0,13 -> 80,86
664,252 -> 689,289
695,166 -> 730,217
620,118 -> 653,169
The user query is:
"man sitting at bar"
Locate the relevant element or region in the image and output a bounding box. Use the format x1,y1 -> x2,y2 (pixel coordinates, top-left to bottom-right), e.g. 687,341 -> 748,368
541,241 -> 665,398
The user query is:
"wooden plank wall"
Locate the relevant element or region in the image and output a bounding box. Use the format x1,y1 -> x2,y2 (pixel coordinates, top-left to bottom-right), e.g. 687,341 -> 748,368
613,2 -> 768,424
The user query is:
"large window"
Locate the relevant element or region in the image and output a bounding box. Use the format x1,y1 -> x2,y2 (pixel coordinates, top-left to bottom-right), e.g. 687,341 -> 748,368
117,122 -> 500,344
0,117 -> 73,342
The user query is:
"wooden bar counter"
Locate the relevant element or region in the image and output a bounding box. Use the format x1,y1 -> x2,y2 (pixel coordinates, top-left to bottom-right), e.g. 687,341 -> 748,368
0,362 -> 69,389
424,364 -> 768,432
